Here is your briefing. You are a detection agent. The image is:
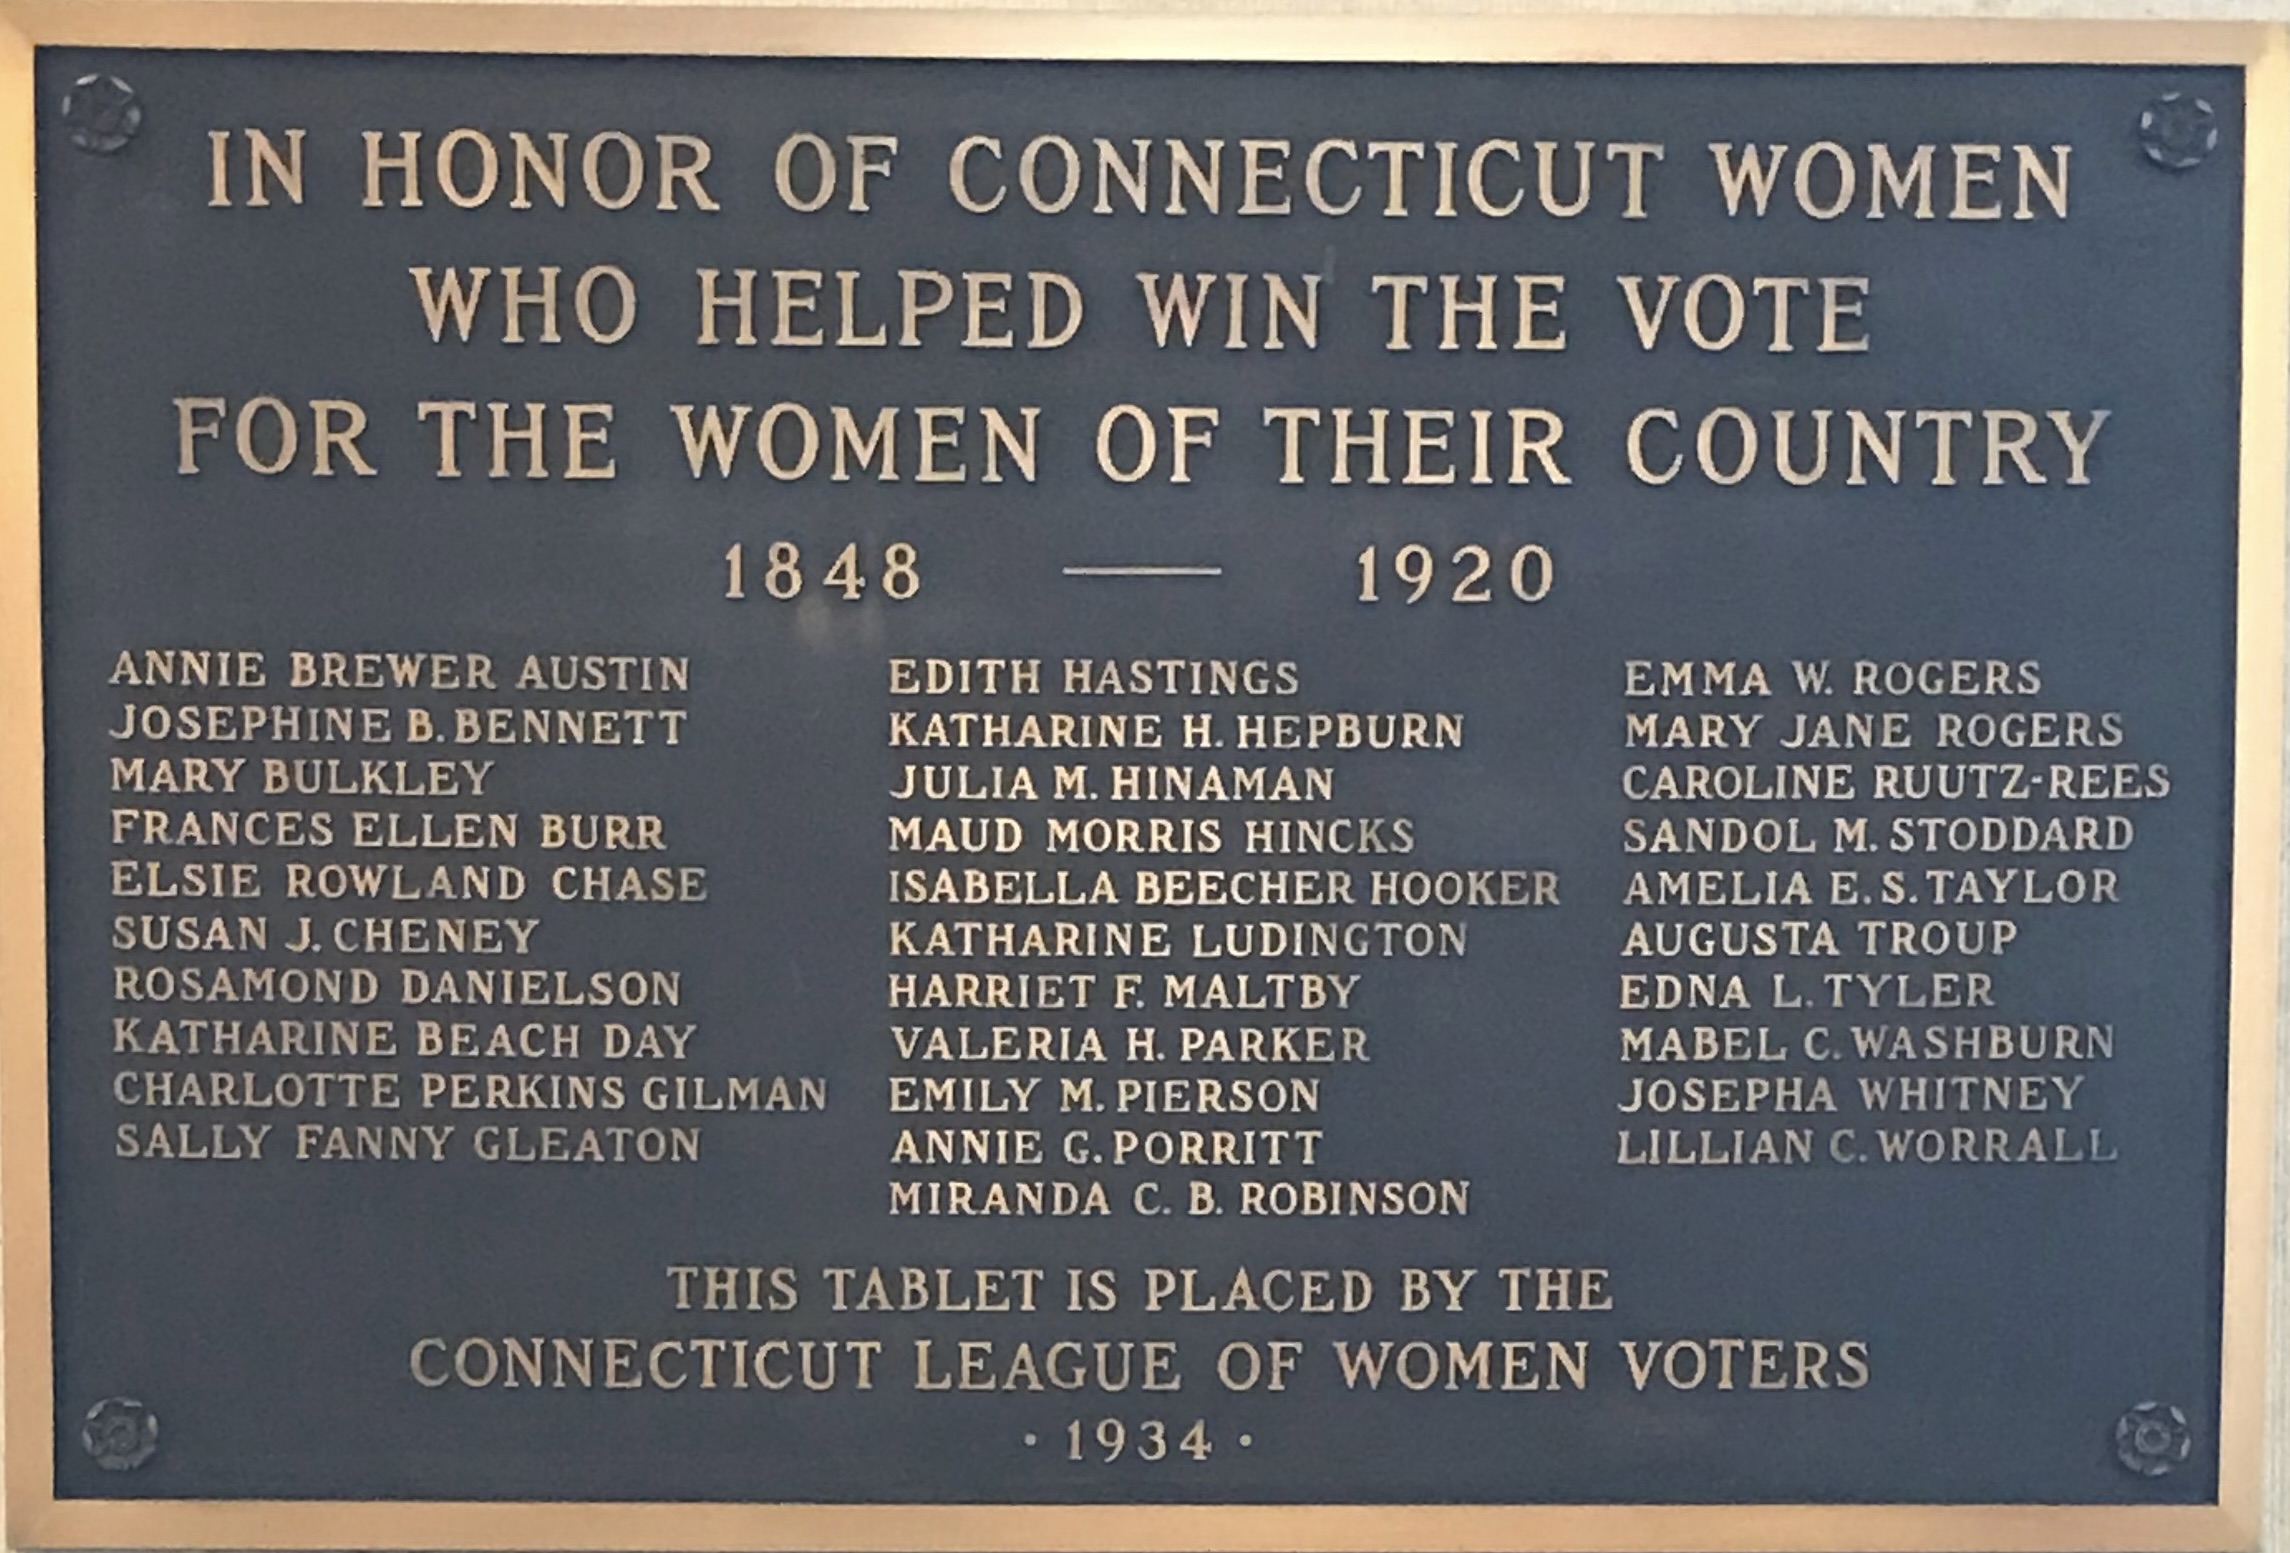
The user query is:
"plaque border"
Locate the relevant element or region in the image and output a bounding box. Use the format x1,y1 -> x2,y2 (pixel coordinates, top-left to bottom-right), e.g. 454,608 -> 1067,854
0,10 -> 2280,1551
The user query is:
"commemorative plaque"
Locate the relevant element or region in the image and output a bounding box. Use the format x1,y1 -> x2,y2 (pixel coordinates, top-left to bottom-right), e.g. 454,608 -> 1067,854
1,9 -> 2282,1551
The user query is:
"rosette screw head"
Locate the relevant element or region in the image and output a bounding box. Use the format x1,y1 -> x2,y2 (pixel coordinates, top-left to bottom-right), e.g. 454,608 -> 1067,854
60,74 -> 141,154
2140,93 -> 2218,170
81,1397 -> 158,1471
2114,1402 -> 2192,1477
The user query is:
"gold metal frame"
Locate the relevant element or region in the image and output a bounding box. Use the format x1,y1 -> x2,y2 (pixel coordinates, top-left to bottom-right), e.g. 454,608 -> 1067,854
0,8 -> 2281,1550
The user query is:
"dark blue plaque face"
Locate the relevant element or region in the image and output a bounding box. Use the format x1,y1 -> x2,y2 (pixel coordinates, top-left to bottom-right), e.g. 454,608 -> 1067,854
22,36 -> 2263,1534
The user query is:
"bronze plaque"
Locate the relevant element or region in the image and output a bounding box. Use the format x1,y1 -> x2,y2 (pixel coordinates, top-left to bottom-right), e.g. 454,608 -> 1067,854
0,8 -> 2282,1551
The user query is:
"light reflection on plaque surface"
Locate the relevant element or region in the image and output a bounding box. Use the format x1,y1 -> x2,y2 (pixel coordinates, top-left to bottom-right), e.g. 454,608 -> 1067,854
2,16 -> 2282,1553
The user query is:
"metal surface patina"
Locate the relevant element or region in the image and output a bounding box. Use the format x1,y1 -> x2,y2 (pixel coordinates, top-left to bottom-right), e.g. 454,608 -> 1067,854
0,9 -> 2281,1553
